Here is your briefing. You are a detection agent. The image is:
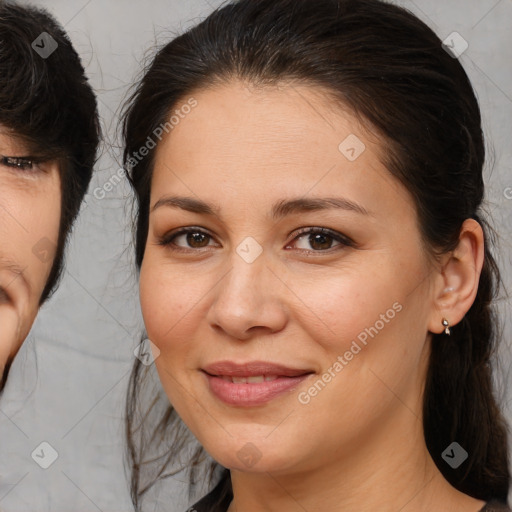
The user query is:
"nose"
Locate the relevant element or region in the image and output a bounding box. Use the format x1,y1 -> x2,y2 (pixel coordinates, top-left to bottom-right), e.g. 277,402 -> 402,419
206,249 -> 288,340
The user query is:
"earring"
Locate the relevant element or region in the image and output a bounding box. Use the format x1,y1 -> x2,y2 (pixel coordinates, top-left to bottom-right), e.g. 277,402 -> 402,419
442,318 -> 451,335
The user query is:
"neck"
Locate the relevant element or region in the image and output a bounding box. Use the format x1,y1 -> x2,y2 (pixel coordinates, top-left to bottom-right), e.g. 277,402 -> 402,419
227,405 -> 485,512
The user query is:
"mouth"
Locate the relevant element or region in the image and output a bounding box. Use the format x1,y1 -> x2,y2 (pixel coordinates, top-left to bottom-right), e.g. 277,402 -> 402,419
214,374 -> 280,383
201,360 -> 314,406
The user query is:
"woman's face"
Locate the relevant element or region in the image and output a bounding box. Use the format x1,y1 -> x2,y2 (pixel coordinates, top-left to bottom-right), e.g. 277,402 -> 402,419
0,129 -> 61,380
140,81 -> 440,474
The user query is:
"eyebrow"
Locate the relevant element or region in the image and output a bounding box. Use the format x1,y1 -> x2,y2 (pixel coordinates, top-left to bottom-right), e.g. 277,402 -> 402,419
152,195 -> 371,219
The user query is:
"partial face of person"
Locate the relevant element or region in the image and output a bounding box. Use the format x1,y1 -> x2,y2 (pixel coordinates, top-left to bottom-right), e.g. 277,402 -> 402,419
0,129 -> 60,382
140,81 -> 440,474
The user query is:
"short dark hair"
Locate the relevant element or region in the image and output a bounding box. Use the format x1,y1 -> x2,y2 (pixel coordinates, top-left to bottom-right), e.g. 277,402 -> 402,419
122,0 -> 510,508
0,0 -> 100,304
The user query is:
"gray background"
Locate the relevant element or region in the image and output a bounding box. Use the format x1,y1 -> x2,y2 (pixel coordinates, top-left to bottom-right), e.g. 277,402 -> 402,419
0,0 -> 511,511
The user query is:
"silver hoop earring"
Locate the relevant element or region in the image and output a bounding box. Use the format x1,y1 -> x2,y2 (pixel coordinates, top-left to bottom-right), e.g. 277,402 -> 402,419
442,318 -> 451,336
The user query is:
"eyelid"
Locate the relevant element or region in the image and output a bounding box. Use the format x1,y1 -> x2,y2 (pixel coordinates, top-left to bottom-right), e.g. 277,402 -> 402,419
0,155 -> 43,172
158,225 -> 354,252
289,226 -> 354,248
158,226 -> 217,249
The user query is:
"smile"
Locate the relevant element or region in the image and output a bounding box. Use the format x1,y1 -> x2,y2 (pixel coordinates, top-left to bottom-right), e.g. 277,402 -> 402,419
201,360 -> 314,406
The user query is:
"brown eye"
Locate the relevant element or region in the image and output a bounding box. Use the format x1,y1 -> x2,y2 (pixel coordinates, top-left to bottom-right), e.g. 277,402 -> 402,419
288,227 -> 354,252
308,232 -> 335,250
158,228 -> 216,251
184,231 -> 210,248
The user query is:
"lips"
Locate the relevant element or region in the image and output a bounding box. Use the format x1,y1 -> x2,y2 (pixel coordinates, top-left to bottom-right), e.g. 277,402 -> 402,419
202,360 -> 312,378
219,375 -> 279,383
201,360 -> 313,406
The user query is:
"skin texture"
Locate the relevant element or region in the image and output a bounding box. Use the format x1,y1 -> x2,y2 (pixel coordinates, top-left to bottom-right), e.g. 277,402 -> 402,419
0,129 -> 60,382
140,81 -> 486,511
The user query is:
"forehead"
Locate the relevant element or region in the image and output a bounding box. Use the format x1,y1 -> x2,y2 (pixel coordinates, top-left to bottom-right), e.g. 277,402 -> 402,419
148,80 -> 420,252
0,128 -> 29,151
152,80 -> 388,187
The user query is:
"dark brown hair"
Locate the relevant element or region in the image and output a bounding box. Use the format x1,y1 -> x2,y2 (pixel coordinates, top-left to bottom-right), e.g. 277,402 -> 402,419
0,1 -> 100,304
0,1 -> 100,390
122,0 -> 510,508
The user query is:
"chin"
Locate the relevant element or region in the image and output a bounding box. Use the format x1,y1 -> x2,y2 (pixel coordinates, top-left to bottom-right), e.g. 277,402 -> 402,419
200,432 -> 300,473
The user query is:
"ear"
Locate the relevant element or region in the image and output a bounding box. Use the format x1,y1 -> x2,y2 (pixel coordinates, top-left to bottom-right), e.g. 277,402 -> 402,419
428,219 -> 485,334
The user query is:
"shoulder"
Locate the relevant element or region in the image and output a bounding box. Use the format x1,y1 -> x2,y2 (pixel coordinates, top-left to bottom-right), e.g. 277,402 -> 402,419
480,501 -> 512,512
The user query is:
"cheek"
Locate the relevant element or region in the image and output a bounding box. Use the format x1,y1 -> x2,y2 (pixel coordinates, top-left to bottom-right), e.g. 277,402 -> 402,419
24,191 -> 61,294
139,258 -> 205,413
139,257 -> 201,351
292,256 -> 428,409
301,267 -> 429,420
0,183 -> 60,274
293,265 -> 402,356
0,177 -> 61,357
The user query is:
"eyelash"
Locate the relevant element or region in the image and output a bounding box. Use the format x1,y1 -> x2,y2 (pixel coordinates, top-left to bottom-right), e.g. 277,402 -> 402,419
0,156 -> 40,171
157,226 -> 354,254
